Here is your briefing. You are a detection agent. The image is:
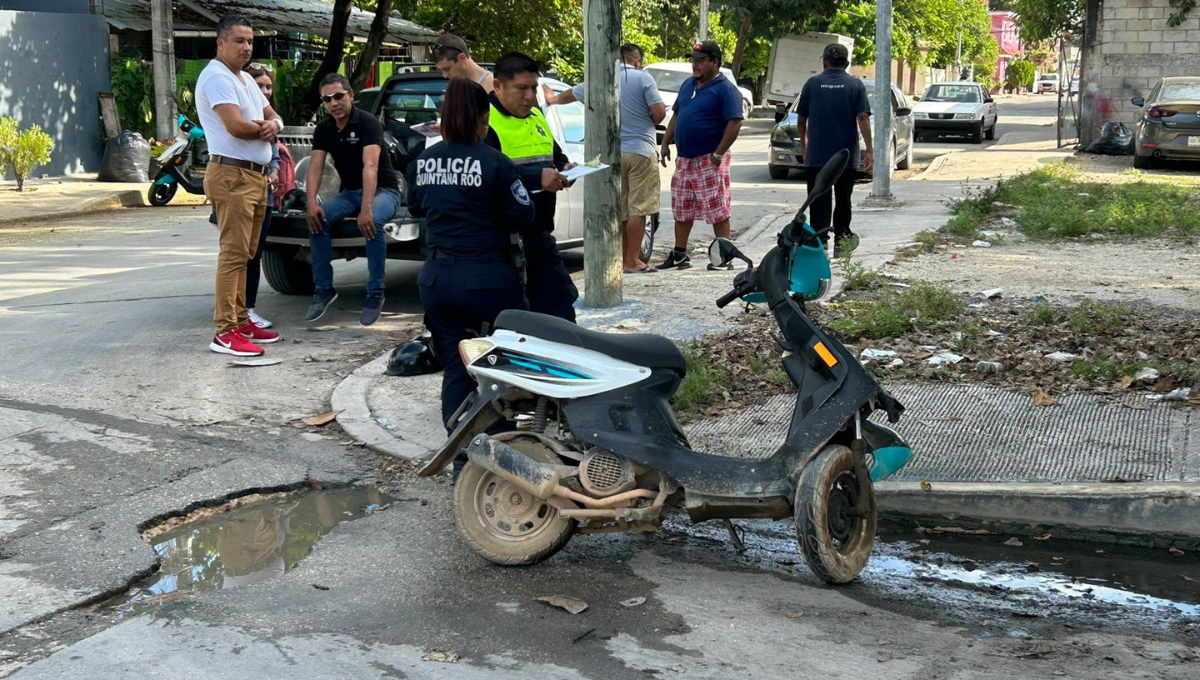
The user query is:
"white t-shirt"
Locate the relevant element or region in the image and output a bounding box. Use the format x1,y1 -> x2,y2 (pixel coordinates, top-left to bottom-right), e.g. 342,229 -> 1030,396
196,60 -> 272,165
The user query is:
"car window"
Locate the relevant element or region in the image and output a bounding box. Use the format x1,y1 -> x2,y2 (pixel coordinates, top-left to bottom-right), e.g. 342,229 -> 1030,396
381,80 -> 446,126
647,69 -> 691,93
555,100 -> 586,144
922,84 -> 982,104
1160,81 -> 1200,100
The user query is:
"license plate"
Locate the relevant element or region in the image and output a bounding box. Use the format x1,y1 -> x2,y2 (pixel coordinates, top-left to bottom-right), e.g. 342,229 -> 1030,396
1189,136 -> 1200,147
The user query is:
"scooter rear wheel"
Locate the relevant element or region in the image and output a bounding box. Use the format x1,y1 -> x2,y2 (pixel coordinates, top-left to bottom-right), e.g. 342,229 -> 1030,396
794,445 -> 877,584
148,182 -> 178,207
454,436 -> 576,566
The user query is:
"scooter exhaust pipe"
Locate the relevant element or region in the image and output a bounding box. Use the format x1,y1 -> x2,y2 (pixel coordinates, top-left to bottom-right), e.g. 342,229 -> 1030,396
464,434 -> 573,500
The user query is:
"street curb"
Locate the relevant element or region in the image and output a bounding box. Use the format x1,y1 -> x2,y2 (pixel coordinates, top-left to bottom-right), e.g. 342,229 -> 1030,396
875,481 -> 1200,545
735,213 -> 786,247
331,351 -> 433,463
0,188 -> 207,227
910,153 -> 952,181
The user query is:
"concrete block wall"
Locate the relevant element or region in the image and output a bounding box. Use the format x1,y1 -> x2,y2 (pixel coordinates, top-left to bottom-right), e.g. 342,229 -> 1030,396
1088,0 -> 1200,132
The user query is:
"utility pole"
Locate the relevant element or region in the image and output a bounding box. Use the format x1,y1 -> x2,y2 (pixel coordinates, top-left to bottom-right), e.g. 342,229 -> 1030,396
871,0 -> 894,200
955,0 -> 964,78
151,0 -> 177,141
582,0 -> 622,307
699,0 -> 709,41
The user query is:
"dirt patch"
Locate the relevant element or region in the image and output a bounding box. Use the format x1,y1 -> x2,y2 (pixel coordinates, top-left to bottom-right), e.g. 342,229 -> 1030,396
1067,152 -> 1200,182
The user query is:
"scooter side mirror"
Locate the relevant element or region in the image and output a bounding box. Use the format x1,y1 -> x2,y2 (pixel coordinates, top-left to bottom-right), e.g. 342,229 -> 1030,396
707,238 -> 753,269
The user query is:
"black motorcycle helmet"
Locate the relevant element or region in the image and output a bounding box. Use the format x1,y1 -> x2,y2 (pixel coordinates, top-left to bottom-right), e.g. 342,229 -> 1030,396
280,187 -> 307,213
385,334 -> 442,377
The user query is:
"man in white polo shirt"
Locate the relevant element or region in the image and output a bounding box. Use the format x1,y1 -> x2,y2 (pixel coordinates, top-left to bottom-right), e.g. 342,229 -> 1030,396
197,14 -> 285,356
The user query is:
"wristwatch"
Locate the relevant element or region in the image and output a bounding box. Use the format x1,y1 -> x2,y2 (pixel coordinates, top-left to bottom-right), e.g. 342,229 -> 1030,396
711,152 -> 724,163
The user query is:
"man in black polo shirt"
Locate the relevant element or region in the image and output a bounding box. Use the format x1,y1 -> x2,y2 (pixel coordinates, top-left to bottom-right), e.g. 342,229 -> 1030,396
795,43 -> 873,258
304,73 -> 402,326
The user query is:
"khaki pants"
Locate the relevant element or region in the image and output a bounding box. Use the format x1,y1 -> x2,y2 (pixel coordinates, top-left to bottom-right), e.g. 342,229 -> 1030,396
205,162 -> 268,333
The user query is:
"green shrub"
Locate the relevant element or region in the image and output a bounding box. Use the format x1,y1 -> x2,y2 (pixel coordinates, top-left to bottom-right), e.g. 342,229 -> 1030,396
0,119 -> 54,192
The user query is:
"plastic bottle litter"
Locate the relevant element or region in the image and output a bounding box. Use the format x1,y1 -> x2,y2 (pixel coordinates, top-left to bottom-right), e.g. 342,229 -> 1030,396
860,348 -> 898,362
972,240 -> 992,248
1044,352 -> 1080,363
976,361 -> 1004,374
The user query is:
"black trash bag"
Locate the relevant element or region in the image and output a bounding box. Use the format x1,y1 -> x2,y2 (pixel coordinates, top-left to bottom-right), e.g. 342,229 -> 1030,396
1086,122 -> 1133,156
385,333 -> 443,377
98,131 -> 151,182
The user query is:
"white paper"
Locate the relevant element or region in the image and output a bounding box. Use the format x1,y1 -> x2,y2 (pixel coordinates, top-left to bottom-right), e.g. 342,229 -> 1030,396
562,162 -> 609,182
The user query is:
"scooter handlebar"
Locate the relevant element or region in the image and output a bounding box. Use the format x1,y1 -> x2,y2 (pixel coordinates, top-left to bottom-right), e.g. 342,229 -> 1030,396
716,288 -> 742,309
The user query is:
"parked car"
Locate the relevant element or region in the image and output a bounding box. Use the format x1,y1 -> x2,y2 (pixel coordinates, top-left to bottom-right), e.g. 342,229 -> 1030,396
911,82 -> 998,143
262,70 -> 659,295
1131,76 -> 1200,169
1037,74 -> 1059,94
644,62 -> 755,142
767,79 -> 914,180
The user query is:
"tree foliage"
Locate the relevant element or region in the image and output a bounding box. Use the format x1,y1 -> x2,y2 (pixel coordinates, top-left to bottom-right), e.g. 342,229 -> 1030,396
821,0 -> 996,75
1005,59 -> 1036,91
1012,0 -> 1085,42
350,0 -> 393,91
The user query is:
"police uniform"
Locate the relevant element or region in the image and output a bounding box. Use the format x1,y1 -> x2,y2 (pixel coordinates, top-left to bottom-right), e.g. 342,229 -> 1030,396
406,140 -> 536,424
483,94 -> 580,322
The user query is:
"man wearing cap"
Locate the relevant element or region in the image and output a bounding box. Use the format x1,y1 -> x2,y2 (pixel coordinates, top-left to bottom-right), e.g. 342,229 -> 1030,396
795,43 -> 873,258
432,34 -> 494,93
657,40 -> 743,270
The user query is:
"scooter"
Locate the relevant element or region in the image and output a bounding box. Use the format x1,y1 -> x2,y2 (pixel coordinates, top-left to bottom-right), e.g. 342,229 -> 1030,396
147,115 -> 208,206
418,150 -> 914,584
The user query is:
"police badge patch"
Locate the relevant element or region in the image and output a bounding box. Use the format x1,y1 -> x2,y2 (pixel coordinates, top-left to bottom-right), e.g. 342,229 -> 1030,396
512,180 -> 531,206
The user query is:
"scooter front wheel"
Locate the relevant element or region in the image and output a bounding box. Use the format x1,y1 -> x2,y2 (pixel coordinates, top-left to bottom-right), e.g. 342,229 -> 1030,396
454,436 -> 576,566
147,182 -> 178,207
794,445 -> 877,584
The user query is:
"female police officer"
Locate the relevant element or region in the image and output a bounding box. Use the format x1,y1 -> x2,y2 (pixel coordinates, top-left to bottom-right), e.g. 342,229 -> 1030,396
406,78 -> 536,426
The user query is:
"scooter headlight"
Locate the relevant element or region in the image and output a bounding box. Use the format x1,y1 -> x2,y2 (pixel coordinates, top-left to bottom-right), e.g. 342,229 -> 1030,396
459,339 -> 495,366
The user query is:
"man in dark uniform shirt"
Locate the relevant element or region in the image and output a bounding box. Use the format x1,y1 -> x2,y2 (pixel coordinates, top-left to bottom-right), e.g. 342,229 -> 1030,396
795,44 -> 873,258
304,73 -> 403,326
482,52 -> 579,323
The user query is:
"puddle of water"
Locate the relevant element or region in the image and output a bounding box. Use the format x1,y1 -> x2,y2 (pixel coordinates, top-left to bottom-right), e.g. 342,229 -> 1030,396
109,485 -> 393,619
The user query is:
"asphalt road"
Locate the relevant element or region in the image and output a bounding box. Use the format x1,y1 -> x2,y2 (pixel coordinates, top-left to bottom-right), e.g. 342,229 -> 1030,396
2,109 -> 1196,678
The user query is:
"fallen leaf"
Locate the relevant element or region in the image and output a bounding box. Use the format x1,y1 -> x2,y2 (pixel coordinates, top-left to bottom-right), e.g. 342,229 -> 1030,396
307,325 -> 340,332
312,584 -> 330,591
1154,376 -> 1176,393
303,410 -> 343,427
1004,537 -> 1025,547
620,597 -> 647,608
1033,389 -> 1056,407
919,480 -> 933,491
877,651 -> 894,663
538,595 -> 588,615
1180,574 -> 1200,585
787,611 -> 805,620
1119,376 -> 1135,389
423,648 -> 460,664
228,358 -> 283,367
1169,546 -> 1185,557
1032,534 -> 1052,541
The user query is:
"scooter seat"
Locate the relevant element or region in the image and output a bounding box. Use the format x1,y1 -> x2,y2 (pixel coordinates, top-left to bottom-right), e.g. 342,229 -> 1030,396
495,310 -> 686,375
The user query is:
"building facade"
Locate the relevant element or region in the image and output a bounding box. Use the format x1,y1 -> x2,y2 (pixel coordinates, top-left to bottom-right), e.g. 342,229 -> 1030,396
990,10 -> 1022,86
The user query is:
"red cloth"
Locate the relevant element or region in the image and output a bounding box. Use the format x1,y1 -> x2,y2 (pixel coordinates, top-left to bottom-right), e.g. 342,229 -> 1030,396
274,142 -> 296,209
671,153 -> 732,224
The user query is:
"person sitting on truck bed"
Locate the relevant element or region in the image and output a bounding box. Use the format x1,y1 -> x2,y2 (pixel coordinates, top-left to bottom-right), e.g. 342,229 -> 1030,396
433,34 -> 494,94
303,73 -> 402,327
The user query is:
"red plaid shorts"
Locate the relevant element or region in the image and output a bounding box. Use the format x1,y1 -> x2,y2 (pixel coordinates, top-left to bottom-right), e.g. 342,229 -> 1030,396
671,153 -> 732,224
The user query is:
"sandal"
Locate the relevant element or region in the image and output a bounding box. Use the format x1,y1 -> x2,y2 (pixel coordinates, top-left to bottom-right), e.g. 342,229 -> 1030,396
624,265 -> 658,273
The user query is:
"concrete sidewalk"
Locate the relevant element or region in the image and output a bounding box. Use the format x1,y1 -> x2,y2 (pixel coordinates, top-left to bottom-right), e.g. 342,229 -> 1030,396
330,176 -> 1199,544
0,174 -> 207,226
915,132 -> 1072,182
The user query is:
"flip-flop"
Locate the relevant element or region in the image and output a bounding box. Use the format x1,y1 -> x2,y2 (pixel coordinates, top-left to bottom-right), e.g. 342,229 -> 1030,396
624,265 -> 658,273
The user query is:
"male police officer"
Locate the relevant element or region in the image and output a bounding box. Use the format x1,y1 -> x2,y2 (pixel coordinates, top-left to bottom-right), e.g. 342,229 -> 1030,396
483,52 -> 578,323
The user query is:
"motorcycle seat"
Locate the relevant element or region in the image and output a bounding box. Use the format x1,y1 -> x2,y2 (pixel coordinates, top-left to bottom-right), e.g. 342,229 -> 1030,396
495,310 -> 686,376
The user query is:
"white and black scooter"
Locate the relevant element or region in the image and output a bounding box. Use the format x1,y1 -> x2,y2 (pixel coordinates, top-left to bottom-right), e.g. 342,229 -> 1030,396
418,150 -> 915,583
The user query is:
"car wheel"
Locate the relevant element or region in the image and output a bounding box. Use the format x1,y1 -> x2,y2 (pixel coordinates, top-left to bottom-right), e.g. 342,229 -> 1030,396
985,122 -> 996,141
262,246 -> 316,296
769,164 -> 790,180
970,123 -> 984,144
743,100 -> 751,119
1133,153 -> 1154,170
897,133 -> 914,170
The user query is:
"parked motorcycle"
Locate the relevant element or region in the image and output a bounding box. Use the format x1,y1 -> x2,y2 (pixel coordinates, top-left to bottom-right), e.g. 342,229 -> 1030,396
147,115 -> 207,206
418,150 -> 914,584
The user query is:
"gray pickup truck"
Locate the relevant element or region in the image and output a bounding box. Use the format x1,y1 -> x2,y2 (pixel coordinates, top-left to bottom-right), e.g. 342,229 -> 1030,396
262,68 -> 659,295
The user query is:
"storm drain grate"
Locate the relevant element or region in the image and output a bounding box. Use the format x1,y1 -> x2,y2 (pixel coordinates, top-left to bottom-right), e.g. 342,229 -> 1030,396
684,383 -> 1196,483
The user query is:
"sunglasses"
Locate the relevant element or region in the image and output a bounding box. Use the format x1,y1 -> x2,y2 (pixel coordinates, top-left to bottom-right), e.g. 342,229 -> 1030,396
320,91 -> 350,104
248,62 -> 273,73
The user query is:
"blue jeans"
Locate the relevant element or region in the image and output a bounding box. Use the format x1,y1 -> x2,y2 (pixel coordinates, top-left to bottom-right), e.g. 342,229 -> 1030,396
309,188 -> 401,296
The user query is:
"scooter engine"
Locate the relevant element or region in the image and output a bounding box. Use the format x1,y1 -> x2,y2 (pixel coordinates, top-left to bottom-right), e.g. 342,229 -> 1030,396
578,449 -> 637,497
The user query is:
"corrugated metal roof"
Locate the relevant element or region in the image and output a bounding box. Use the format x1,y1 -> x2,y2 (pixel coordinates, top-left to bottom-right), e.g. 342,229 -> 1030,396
101,0 -> 439,45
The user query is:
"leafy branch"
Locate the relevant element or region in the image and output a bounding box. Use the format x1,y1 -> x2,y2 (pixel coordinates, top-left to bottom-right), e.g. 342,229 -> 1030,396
1168,0 -> 1195,27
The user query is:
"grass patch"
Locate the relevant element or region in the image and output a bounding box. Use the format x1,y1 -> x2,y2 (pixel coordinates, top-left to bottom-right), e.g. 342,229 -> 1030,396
840,260 -> 884,291
1027,300 -> 1054,325
943,163 -> 1200,242
1070,358 -> 1139,383
1066,298 -> 1130,334
828,281 -> 964,340
671,344 -> 732,423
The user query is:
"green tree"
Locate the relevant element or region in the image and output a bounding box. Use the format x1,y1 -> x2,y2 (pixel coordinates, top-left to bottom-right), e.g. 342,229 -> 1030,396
0,119 -> 54,192
1005,59 -> 1035,91
713,0 -> 834,78
1012,0 -> 1085,42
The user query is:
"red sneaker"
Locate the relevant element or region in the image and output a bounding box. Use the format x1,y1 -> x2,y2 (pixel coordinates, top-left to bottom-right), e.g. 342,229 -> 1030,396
210,328 -> 264,357
237,321 -> 281,344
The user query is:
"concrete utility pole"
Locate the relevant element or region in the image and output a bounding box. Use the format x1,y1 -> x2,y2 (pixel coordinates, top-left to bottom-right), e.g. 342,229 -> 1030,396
699,0 -> 709,41
955,0 -> 964,78
871,0 -> 893,200
582,0 -> 622,307
151,0 -> 177,141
